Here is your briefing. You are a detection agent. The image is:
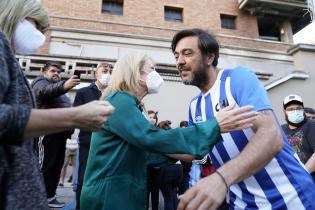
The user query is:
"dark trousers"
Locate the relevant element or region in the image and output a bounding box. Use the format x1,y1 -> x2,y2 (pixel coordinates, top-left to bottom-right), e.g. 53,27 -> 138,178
147,167 -> 162,210
160,164 -> 183,210
178,177 -> 189,195
38,132 -> 68,198
76,136 -> 91,210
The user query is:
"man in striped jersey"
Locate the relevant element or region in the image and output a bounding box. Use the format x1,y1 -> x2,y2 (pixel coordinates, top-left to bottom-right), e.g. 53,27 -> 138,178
172,29 -> 315,210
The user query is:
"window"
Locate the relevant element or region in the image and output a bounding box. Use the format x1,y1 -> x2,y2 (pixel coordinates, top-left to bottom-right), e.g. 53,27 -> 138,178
102,0 -> 123,15
220,14 -> 236,30
164,6 -> 183,22
257,16 -> 281,41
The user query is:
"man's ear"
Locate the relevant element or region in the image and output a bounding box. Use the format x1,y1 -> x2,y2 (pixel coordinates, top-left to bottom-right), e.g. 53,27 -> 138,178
206,54 -> 215,66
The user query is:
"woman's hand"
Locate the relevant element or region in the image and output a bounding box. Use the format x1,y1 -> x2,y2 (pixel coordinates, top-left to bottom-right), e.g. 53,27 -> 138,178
216,103 -> 257,133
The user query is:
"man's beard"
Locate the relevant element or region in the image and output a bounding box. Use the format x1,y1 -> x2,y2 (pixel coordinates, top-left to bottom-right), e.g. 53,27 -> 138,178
183,61 -> 209,89
49,76 -> 60,83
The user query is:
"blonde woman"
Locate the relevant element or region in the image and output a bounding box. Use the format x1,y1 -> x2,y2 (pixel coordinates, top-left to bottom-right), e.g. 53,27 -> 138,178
80,53 -> 257,210
0,0 -> 113,209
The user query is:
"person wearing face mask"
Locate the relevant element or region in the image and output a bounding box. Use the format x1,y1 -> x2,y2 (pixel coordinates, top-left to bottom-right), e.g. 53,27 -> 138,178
281,94 -> 315,181
79,52 -> 258,210
0,0 -> 114,209
72,62 -> 113,210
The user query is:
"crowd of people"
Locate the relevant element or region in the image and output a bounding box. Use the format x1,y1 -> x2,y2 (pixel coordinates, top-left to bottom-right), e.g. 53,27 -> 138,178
1,0 -> 315,210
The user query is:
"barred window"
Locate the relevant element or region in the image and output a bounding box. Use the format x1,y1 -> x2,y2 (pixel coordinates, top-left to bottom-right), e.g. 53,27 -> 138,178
102,0 -> 123,16
164,6 -> 183,22
220,14 -> 236,30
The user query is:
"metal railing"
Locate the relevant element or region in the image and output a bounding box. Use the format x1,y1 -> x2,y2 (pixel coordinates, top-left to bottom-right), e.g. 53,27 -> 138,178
17,54 -> 272,83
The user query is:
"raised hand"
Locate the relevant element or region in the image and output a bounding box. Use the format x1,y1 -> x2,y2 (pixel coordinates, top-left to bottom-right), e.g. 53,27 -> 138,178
64,75 -> 80,91
177,171 -> 227,210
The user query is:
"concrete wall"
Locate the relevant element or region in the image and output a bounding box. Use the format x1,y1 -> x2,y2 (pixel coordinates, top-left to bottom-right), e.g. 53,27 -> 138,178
143,81 -> 199,126
268,45 -> 315,124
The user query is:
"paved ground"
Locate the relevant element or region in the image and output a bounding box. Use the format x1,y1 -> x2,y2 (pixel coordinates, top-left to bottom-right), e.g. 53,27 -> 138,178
51,166 -> 165,210
57,182 -> 75,209
50,167 -> 76,210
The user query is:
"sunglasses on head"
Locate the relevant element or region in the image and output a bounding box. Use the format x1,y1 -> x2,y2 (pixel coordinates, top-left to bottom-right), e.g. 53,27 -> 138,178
99,63 -> 113,69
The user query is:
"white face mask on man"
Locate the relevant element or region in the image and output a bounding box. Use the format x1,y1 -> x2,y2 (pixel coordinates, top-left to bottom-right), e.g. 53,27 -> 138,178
13,19 -> 46,55
99,73 -> 111,87
287,110 -> 305,124
145,71 -> 164,94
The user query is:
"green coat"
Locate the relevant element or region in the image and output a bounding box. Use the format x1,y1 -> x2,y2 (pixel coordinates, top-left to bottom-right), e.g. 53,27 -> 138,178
80,92 -> 221,210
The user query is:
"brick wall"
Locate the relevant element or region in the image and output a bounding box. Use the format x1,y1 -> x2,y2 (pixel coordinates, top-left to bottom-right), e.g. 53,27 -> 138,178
38,31 -> 51,54
42,0 -> 258,36
41,0 -> 292,52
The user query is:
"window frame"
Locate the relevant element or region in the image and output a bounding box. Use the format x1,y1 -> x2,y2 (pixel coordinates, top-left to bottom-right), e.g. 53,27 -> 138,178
102,0 -> 124,16
164,6 -> 183,23
220,14 -> 236,30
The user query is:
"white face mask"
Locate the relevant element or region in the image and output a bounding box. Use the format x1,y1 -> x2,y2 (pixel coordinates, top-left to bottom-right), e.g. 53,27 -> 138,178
99,73 -> 111,87
145,71 -> 164,94
13,19 -> 46,55
287,110 -> 304,124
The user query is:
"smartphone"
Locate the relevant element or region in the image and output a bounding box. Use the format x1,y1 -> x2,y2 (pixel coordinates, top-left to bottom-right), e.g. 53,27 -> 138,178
74,70 -> 81,79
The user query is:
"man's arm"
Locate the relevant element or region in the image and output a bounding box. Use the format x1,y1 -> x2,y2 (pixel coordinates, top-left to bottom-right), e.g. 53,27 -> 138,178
217,110 -> 283,184
178,110 -> 283,210
304,121 -> 315,173
32,76 -> 80,101
305,153 -> 315,173
32,79 -> 67,100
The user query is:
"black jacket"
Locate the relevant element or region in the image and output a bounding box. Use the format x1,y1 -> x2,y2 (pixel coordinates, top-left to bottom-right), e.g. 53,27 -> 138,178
73,82 -> 101,186
73,82 -> 102,142
31,76 -> 71,109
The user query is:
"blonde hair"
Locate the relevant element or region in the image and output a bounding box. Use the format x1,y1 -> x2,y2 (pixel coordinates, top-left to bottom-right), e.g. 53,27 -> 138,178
0,0 -> 49,40
107,53 -> 151,95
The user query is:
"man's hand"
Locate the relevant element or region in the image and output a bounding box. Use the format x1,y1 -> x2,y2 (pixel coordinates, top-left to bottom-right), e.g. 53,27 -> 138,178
64,75 -> 80,91
73,100 -> 115,131
177,172 -> 227,210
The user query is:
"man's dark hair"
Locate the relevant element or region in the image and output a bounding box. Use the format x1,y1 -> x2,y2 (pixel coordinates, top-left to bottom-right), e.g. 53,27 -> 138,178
147,110 -> 158,125
171,28 -> 219,67
157,120 -> 172,130
179,121 -> 188,128
43,61 -> 62,72
304,107 -> 315,114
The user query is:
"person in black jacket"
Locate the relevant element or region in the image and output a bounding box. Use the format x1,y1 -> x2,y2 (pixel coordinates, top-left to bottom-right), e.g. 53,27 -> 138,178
32,61 -> 81,208
73,62 -> 113,210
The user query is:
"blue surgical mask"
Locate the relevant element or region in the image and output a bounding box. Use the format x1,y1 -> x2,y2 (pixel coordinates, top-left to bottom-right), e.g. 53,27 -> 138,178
287,110 -> 304,124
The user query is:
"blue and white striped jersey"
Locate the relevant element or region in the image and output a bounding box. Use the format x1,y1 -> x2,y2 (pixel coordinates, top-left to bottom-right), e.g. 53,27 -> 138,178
188,67 -> 315,210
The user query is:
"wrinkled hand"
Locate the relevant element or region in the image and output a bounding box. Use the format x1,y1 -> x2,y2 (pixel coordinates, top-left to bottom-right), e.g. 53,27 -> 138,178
73,100 -> 115,131
178,172 -> 227,210
64,75 -> 80,91
216,103 -> 258,133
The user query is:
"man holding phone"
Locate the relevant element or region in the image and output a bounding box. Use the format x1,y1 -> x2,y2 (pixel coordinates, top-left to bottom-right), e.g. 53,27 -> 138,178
31,61 -> 80,208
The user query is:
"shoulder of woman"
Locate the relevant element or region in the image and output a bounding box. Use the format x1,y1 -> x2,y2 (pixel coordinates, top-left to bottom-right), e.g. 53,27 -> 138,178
107,91 -> 137,105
